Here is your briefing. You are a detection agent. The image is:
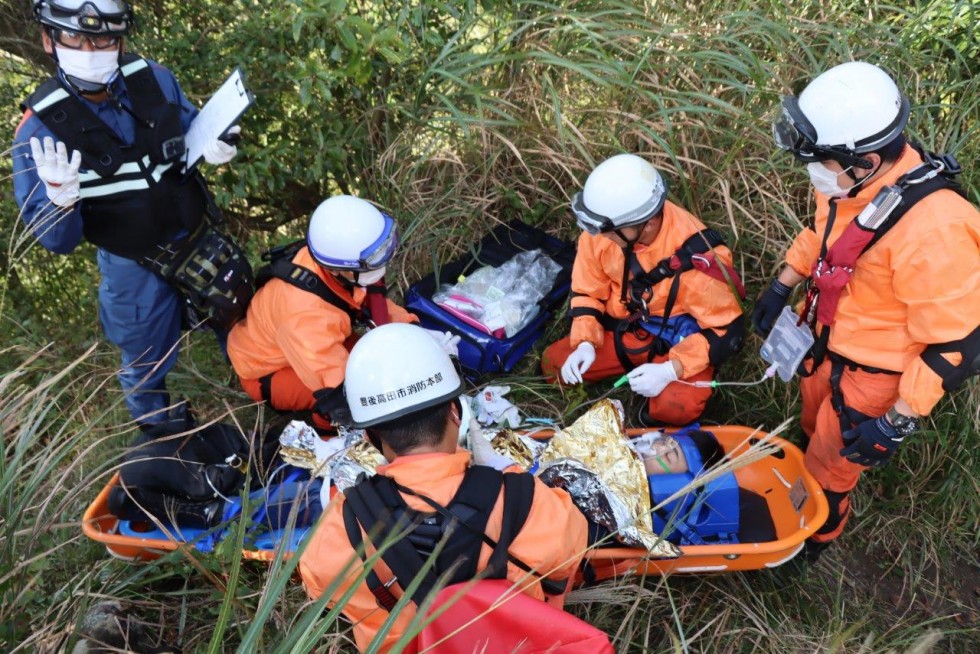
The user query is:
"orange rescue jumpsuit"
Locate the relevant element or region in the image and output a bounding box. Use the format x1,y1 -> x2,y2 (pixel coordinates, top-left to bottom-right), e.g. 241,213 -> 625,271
783,144 -> 980,541
299,451 -> 588,653
227,246 -> 417,414
542,202 -> 744,425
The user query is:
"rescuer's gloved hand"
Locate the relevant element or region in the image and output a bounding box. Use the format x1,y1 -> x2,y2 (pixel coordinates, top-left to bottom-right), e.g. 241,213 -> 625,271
840,416 -> 903,467
752,279 -> 793,335
203,125 -> 240,165
30,136 -> 81,207
627,360 -> 679,398
469,421 -> 516,471
560,341 -> 596,384
426,329 -> 461,358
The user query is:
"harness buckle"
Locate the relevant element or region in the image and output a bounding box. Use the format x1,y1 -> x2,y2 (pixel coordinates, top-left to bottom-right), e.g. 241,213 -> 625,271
371,576 -> 399,611
801,287 -> 818,327
224,453 -> 248,474
691,254 -> 711,270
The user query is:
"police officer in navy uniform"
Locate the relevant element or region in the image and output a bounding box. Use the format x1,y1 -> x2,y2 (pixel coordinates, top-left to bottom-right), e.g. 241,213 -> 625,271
12,1 -> 243,427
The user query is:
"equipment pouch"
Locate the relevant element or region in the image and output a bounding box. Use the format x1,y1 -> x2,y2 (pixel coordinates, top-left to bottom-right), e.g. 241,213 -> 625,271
142,226 -> 255,331
170,228 -> 255,330
760,305 -> 815,382
149,102 -> 186,165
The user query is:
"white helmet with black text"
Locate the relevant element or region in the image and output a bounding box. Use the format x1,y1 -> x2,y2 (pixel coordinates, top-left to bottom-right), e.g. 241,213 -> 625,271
344,323 -> 465,428
772,61 -> 909,170
571,154 -> 668,236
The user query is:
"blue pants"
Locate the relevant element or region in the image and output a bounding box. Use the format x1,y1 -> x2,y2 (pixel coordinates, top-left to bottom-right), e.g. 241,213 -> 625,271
97,249 -> 182,424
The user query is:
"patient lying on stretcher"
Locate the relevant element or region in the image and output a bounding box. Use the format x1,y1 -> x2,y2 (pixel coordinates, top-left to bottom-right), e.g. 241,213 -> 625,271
634,429 -> 776,546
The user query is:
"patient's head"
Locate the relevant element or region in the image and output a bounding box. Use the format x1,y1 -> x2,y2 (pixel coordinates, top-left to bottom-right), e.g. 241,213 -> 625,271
643,435 -> 688,475
640,430 -> 724,476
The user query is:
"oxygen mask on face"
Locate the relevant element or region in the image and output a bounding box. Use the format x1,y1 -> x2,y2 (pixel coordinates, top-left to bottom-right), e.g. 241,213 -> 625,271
760,306 -> 815,381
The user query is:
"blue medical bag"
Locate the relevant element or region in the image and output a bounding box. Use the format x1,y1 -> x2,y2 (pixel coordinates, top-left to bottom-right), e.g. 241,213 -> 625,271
404,221 -> 576,378
638,314 -> 702,347
649,429 -> 740,545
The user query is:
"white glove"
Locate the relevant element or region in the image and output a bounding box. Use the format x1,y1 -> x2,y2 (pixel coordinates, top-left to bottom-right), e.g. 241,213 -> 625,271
469,419 -> 516,471
426,329 -> 461,357
475,385 -> 521,428
560,342 -> 596,384
202,125 -> 240,165
627,361 -> 679,398
30,136 -> 81,208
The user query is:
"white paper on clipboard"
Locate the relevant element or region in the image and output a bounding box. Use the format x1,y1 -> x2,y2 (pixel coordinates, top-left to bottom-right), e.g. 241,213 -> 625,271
184,67 -> 254,170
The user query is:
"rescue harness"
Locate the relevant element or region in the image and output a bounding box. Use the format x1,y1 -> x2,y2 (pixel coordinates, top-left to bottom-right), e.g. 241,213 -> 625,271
255,239 -> 391,326
571,229 -> 746,372
342,466 -> 566,611
799,145 -> 978,431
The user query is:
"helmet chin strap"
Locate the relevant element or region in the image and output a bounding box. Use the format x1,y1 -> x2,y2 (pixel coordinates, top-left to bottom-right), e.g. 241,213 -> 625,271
616,228 -> 641,310
844,158 -> 883,197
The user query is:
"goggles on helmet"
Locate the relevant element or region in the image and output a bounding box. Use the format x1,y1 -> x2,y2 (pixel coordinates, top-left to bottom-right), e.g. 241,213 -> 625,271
311,212 -> 399,272
571,189 -> 666,236
772,96 -> 874,170
34,1 -> 132,35
50,27 -> 120,49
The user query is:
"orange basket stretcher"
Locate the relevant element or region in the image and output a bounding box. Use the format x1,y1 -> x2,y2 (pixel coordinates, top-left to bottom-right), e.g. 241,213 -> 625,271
82,425 -> 827,572
584,426 -> 828,577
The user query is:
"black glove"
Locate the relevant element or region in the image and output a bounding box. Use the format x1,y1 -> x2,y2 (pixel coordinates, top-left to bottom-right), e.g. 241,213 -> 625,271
751,279 -> 793,336
840,416 -> 904,467
312,386 -> 352,426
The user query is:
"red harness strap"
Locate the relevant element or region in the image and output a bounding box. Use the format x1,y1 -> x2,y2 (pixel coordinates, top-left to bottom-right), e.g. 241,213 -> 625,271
365,285 -> 391,325
810,220 -> 875,326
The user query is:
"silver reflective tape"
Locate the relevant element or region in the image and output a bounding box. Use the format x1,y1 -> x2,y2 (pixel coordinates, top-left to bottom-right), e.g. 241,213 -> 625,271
32,88 -> 70,113
79,178 -> 149,198
79,160 -> 143,181
120,59 -> 149,76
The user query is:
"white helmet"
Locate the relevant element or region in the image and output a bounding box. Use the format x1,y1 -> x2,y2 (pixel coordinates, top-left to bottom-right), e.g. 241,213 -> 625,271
33,1 -> 133,35
772,61 -> 909,169
307,195 -> 399,272
345,323 -> 465,428
572,154 -> 668,235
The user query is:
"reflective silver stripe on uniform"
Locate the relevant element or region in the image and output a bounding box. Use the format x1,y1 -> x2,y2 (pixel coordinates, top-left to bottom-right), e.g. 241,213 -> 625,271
119,59 -> 149,77
79,178 -> 150,198
151,161 -> 173,181
32,88 -> 70,113
79,160 -> 144,182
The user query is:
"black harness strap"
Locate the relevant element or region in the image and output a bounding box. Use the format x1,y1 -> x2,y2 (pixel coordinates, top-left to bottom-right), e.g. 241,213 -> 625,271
342,466 -> 547,612
343,477 -> 437,609
607,229 -> 729,371
920,325 -> 980,393
263,258 -> 359,318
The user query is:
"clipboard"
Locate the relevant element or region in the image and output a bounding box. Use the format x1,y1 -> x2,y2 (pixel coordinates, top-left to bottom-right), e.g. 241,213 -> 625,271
184,66 -> 255,170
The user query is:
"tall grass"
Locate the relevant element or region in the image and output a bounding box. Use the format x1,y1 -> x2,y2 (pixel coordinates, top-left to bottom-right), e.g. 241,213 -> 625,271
1,0 -> 977,651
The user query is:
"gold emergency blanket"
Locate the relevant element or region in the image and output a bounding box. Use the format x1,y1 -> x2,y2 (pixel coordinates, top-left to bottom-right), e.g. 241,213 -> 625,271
278,421 -> 385,491
490,428 -> 549,470
537,401 -> 680,558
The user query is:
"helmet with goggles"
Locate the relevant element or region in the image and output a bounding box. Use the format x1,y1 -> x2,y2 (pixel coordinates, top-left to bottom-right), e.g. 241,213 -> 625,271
307,195 -> 399,273
572,154 -> 668,235
33,0 -> 133,35
772,61 -> 909,170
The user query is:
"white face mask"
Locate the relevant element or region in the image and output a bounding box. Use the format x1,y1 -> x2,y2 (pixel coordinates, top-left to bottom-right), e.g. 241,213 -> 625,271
355,266 -> 386,286
806,162 -> 859,198
56,46 -> 120,85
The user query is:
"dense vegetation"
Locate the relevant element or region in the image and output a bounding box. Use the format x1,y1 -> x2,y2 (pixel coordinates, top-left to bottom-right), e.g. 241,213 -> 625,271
1,1 -> 977,652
